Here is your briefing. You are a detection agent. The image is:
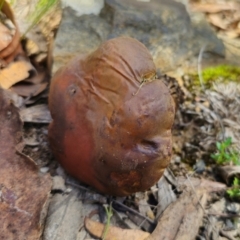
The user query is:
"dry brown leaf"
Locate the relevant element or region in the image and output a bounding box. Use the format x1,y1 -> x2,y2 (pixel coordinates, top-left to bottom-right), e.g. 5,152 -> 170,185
156,172 -> 177,219
0,1 -> 23,63
20,104 -> 52,123
11,0 -> 62,71
23,71 -> 46,84
146,189 -> 207,240
0,60 -> 34,89
0,88 -> 52,239
43,191 -> 85,240
136,192 -> 155,220
0,22 -> 13,51
190,2 -> 240,13
85,217 -> 150,240
25,39 -> 40,55
177,176 -> 227,193
10,70 -> 48,98
223,29 -> 240,39
207,13 -> 229,30
11,82 -> 48,97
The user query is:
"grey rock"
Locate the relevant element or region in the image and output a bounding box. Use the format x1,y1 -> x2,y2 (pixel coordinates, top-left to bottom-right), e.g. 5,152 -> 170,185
61,0 -> 104,16
102,0 -> 225,71
226,202 -> 240,214
174,155 -> 181,164
224,219 -> 235,231
53,0 -> 225,73
53,7 -> 111,73
52,175 -> 66,192
193,159 -> 206,174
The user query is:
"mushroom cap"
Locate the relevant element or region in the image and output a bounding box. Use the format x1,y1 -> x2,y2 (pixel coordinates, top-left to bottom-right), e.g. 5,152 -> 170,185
48,37 -> 175,196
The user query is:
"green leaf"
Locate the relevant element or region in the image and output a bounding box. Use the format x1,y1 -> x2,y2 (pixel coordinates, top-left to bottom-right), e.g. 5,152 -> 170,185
223,153 -> 231,160
233,177 -> 240,186
225,137 -> 232,147
227,190 -> 234,197
210,154 -> 217,159
216,142 -> 221,150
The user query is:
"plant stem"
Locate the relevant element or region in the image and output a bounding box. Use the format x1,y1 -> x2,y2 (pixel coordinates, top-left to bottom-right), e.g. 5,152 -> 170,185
102,202 -> 113,240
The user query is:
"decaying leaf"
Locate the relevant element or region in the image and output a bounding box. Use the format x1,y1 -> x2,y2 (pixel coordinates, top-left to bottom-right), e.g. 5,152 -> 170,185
189,0 -> 240,60
43,191 -> 85,240
11,82 -> 48,98
0,22 -> 13,52
146,189 -> 207,240
156,172 -> 177,219
85,217 -> 150,240
11,0 -> 62,71
207,13 -> 229,30
135,192 -> 155,220
20,104 -> 52,123
190,2 -> 240,13
0,88 -> 52,239
177,176 -> 227,193
10,70 -> 48,100
0,0 -> 61,101
0,1 -> 23,63
0,60 -> 34,89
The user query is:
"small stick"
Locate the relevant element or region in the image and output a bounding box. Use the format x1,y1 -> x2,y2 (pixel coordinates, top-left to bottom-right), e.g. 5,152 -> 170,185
133,79 -> 147,96
197,44 -> 206,90
113,200 -> 155,224
208,212 -> 240,219
133,74 -> 157,96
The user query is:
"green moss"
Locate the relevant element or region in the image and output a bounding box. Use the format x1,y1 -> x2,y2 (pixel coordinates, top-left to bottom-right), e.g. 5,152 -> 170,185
193,65 -> 240,88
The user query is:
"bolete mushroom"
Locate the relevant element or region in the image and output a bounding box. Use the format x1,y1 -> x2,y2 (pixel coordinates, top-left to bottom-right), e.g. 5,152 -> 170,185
48,37 -> 175,196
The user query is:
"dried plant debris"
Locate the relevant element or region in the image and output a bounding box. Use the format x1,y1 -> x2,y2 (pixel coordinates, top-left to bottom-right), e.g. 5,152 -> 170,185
0,21 -> 14,52
171,70 -> 240,238
41,169 -> 180,240
146,189 -> 207,240
0,59 -> 34,89
200,197 -> 240,239
0,88 -> 52,239
85,217 -> 150,240
206,82 -> 240,149
156,172 -> 177,218
177,176 -> 227,193
20,104 -> 52,123
190,0 -> 240,39
43,191 -> 85,240
22,124 -> 52,167
10,0 -> 62,68
188,0 -> 240,63
0,1 -> 23,64
175,80 -> 240,165
0,0 -> 62,106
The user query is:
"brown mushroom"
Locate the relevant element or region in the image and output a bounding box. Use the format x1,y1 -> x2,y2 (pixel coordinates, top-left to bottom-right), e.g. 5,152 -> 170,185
48,37 -> 175,196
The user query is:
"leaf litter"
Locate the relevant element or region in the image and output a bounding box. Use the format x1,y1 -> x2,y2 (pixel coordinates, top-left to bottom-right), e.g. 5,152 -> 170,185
0,88 -> 52,239
170,72 -> 240,238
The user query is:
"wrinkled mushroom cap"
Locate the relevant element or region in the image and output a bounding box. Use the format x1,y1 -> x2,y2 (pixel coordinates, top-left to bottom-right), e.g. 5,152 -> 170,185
49,37 -> 175,196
